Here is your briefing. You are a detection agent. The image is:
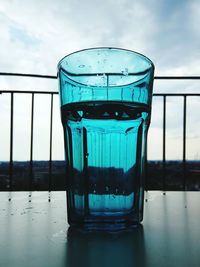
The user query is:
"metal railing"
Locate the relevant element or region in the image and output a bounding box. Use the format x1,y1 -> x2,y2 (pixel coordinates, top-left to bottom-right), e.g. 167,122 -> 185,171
0,72 -> 200,195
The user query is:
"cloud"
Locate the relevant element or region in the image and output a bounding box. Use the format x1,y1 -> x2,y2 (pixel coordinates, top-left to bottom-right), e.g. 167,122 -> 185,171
0,0 -> 199,75
9,25 -> 41,48
0,0 -> 199,160
188,0 -> 200,36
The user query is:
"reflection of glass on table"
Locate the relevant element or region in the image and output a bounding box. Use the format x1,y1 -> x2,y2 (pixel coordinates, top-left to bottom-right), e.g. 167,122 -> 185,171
67,225 -> 145,267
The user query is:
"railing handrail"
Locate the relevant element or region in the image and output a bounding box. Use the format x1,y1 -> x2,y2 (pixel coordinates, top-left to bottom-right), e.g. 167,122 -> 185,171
1,90 -> 200,96
0,72 -> 199,195
0,71 -> 200,80
0,72 -> 57,79
0,90 -> 58,94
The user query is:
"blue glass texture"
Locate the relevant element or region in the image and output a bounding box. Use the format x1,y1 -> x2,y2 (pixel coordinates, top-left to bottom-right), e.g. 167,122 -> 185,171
58,48 -> 154,230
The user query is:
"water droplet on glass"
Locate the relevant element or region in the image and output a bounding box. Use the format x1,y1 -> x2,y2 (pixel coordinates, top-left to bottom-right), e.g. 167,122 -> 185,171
100,73 -> 106,85
125,127 -> 134,134
122,68 -> 129,76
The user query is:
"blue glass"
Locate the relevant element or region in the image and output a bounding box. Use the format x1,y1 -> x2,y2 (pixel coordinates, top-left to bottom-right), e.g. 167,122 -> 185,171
58,47 -> 154,230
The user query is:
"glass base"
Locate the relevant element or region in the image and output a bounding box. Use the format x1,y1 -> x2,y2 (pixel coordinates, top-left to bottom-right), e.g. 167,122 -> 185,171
67,193 -> 144,231
69,218 -> 142,232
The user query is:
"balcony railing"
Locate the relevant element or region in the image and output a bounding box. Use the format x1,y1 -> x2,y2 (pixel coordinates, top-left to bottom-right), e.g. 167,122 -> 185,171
0,72 -> 200,195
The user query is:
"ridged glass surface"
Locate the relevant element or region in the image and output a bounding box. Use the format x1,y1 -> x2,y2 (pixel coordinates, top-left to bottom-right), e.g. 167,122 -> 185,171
58,48 -> 154,229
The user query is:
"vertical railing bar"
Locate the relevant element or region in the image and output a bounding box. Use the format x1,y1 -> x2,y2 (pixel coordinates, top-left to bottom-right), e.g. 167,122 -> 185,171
2,90 -> 197,194
183,96 -> 187,190
29,93 -> 34,201
48,93 -> 54,201
163,95 -> 166,194
8,92 -> 14,201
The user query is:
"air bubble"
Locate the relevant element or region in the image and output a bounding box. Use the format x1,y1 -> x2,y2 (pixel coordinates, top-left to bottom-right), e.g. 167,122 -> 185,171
121,111 -> 129,118
103,112 -> 110,117
77,111 -> 83,117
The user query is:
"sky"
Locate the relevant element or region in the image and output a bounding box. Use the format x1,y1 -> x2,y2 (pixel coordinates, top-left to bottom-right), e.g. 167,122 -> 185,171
0,0 -> 200,161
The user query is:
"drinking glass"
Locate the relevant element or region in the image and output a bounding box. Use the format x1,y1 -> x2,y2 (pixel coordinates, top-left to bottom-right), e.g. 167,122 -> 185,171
57,47 -> 154,230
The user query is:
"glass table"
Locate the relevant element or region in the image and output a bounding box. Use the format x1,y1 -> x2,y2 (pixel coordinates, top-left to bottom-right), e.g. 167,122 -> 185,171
0,191 -> 199,267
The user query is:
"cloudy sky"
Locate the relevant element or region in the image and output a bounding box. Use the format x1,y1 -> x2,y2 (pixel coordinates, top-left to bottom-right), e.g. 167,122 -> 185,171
0,0 -> 200,161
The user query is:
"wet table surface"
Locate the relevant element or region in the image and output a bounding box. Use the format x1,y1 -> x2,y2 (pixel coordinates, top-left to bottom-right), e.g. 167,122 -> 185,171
0,191 -> 199,267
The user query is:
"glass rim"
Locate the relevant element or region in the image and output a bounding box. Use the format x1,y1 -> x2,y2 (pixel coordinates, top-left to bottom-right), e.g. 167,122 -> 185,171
58,46 -> 154,69
57,47 -> 155,88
